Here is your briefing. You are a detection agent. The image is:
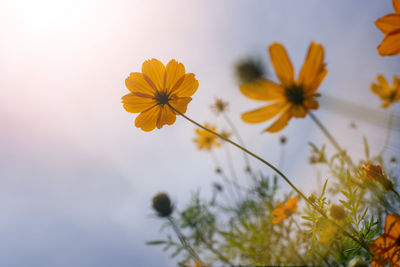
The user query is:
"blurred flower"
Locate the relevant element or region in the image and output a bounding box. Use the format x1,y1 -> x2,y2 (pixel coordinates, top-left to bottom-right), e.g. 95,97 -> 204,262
152,192 -> 174,217
390,157 -> 397,164
213,182 -> 223,192
348,256 -> 368,267
220,129 -> 232,139
279,135 -> 287,145
240,42 -> 327,133
370,214 -> 400,266
210,98 -> 229,115
363,163 -> 394,191
193,124 -> 221,151
272,196 -> 299,224
318,224 -> 336,244
122,59 -> 198,131
235,58 -> 265,84
370,75 -> 400,108
375,0 -> 400,56
184,261 -> 208,267
329,204 -> 346,221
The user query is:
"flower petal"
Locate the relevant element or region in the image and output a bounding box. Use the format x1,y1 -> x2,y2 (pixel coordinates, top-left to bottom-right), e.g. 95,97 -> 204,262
125,73 -> 155,95
269,43 -> 294,86
157,105 -> 176,129
263,109 -> 292,133
298,42 -> 326,92
165,59 -> 186,92
394,0 -> 400,14
375,14 -> 400,34
142,59 -> 166,91
169,96 -> 192,114
241,102 -> 286,123
173,73 -> 199,97
122,93 -> 157,113
240,80 -> 285,101
377,29 -> 400,56
290,105 -> 307,118
304,99 -> 319,110
384,214 -> 400,238
134,105 -> 160,132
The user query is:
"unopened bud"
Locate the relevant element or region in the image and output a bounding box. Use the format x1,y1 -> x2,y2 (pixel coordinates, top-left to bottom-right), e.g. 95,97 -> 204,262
329,204 -> 346,221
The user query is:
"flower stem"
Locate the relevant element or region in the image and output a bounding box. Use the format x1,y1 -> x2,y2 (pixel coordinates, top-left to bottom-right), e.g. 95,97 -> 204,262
168,103 -> 370,253
167,216 -> 204,265
308,111 -> 354,168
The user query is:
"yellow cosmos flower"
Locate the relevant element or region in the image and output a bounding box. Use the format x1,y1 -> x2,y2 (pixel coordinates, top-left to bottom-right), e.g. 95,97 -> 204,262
371,75 -> 400,108
193,124 -> 221,151
122,59 -> 199,131
271,196 -> 299,224
375,0 -> 400,56
240,42 -> 327,133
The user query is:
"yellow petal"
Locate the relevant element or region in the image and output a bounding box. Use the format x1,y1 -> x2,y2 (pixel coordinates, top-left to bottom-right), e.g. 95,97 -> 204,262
142,59 -> 166,91
165,59 -> 186,92
168,96 -> 192,114
375,14 -> 400,34
173,73 -> 199,97
269,43 -> 294,86
125,73 -> 155,95
394,0 -> 400,14
157,105 -> 176,129
298,42 -> 326,92
134,106 -> 160,132
290,105 -> 307,118
303,99 -> 319,110
122,93 -> 157,113
263,109 -> 292,133
240,80 -> 285,101
377,29 -> 400,56
309,69 -> 328,94
241,102 -> 286,123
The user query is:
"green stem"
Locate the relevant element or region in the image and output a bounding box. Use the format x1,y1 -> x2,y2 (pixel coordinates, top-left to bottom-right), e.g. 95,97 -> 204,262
169,103 -> 370,254
167,217 -> 204,265
222,112 -> 252,172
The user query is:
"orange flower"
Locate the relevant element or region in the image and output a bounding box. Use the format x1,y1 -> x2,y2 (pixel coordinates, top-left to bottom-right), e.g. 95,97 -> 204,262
193,124 -> 221,151
375,0 -> 400,56
122,59 -> 198,131
371,75 -> 400,108
370,214 -> 400,267
240,42 -> 327,133
363,163 -> 394,191
271,196 -> 299,224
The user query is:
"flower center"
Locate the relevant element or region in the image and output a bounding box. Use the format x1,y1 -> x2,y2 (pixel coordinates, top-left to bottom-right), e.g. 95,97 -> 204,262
154,90 -> 170,105
285,85 -> 305,105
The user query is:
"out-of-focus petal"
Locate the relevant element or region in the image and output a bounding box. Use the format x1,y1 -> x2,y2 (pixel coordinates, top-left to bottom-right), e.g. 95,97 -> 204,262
377,29 -> 400,56
240,80 -> 285,101
298,42 -> 326,92
263,110 -> 292,133
375,14 -> 400,34
241,102 -> 286,123
269,43 -> 294,86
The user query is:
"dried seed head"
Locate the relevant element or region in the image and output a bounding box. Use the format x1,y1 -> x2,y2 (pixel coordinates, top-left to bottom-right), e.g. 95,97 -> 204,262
152,192 -> 173,217
235,58 -> 264,84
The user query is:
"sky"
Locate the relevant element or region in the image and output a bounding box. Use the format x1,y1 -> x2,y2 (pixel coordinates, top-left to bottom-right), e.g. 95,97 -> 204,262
0,0 -> 399,266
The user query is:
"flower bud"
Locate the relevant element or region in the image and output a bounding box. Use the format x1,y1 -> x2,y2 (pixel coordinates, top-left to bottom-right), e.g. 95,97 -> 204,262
363,163 -> 394,191
329,204 -> 346,221
152,192 -> 173,217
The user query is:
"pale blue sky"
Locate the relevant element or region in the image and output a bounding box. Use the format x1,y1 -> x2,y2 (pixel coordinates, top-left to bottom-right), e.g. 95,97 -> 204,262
0,1 -> 399,266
